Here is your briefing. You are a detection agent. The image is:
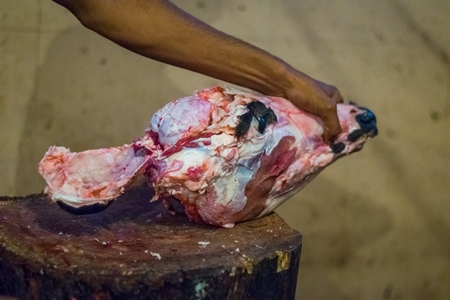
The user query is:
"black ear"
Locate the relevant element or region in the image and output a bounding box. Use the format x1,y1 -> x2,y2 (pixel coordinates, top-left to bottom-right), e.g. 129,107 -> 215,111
236,101 -> 279,137
235,111 -> 253,138
257,108 -> 278,134
247,100 -> 269,118
258,115 -> 267,134
57,199 -> 114,215
264,109 -> 278,124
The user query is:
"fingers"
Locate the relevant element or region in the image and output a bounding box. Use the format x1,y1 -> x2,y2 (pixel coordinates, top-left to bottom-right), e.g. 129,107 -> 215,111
286,77 -> 343,145
329,86 -> 344,104
316,81 -> 343,104
320,105 -> 342,144
318,84 -> 343,144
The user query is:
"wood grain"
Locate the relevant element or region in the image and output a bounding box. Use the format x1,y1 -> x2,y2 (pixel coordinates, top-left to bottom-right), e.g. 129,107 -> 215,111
0,183 -> 301,300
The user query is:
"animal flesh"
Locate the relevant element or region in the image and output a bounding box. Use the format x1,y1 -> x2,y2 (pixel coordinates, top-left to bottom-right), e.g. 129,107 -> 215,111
39,86 -> 377,227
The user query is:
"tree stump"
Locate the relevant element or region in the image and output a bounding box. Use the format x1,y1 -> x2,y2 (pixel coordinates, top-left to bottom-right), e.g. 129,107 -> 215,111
0,182 -> 302,300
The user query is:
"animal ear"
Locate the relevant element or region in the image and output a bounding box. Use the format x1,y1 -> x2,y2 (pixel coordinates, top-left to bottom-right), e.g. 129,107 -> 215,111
235,111 -> 253,138
257,109 -> 278,134
247,101 -> 269,118
246,101 -> 278,135
264,109 -> 278,124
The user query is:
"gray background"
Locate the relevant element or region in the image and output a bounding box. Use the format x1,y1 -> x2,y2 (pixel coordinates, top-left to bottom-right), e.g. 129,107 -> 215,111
1,1 -> 449,299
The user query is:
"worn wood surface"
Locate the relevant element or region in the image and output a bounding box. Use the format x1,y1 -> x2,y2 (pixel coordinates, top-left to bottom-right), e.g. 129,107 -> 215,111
0,183 -> 302,300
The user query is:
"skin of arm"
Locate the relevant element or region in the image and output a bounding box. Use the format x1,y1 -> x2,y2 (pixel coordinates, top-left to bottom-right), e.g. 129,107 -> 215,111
53,0 -> 343,143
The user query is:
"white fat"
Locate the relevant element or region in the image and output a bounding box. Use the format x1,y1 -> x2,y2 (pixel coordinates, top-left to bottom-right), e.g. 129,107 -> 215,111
51,191 -> 112,207
40,87 -> 375,226
211,176 -> 240,207
40,144 -> 148,206
238,131 -> 270,160
210,133 -> 235,147
74,148 -> 145,183
223,86 -> 262,98
154,96 -> 212,146
164,147 -> 209,175
230,165 -> 255,208
308,152 -> 334,168
210,157 -> 261,211
257,172 -> 320,219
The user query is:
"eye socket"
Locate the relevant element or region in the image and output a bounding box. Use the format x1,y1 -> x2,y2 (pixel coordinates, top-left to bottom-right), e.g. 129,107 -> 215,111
348,129 -> 364,142
258,115 -> 267,133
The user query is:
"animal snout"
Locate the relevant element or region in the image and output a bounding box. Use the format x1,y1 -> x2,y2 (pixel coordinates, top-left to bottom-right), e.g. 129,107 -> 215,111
348,108 -> 378,142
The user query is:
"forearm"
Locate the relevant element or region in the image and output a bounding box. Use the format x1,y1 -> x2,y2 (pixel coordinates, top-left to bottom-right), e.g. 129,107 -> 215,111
54,0 -> 343,143
54,0 -> 301,97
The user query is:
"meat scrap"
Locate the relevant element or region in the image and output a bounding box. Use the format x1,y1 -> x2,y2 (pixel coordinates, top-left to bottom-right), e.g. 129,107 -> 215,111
39,86 -> 377,227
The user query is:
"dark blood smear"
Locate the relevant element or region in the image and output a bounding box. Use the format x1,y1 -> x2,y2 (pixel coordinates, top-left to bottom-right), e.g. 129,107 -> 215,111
231,136 -> 297,222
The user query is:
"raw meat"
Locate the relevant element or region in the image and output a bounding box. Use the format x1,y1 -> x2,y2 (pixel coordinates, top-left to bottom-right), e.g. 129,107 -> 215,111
39,86 -> 377,227
38,144 -> 150,213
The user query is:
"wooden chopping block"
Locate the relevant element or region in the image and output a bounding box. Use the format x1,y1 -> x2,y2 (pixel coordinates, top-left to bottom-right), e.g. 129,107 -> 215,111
0,183 -> 302,300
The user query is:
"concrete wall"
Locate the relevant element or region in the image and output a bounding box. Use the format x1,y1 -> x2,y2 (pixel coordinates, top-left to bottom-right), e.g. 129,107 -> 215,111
1,1 -> 449,299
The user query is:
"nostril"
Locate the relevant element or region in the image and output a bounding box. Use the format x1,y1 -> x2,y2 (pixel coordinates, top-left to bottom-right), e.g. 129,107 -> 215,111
355,108 -> 377,136
348,129 -> 364,142
331,142 -> 345,153
357,110 -> 376,124
372,127 -> 379,136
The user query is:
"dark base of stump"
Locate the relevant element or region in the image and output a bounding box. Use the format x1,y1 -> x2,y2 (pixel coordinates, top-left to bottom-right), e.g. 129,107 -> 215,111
0,183 -> 302,300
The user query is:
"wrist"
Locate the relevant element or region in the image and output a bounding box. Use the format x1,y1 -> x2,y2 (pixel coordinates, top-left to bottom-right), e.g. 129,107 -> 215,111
250,60 -> 295,98
264,63 -> 312,99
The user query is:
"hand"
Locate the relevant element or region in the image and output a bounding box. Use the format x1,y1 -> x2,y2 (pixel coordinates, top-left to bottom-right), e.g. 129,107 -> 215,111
282,71 -> 343,144
53,0 -> 343,145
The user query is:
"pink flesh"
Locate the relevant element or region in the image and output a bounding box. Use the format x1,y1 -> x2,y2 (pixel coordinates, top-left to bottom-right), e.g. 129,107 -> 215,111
39,86 -> 374,227
145,87 -> 372,227
39,145 -> 149,207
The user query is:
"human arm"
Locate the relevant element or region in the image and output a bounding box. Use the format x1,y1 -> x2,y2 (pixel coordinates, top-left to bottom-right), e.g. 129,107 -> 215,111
53,0 -> 343,143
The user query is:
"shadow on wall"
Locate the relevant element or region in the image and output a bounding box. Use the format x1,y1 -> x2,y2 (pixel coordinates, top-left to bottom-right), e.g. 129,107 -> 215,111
14,26 -> 186,195
15,1 -> 228,196
276,177 -> 393,299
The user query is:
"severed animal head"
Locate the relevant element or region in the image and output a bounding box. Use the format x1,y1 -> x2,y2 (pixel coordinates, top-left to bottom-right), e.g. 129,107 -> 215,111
39,86 -> 377,227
